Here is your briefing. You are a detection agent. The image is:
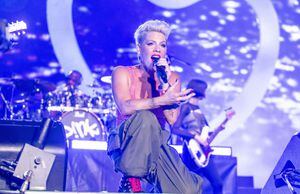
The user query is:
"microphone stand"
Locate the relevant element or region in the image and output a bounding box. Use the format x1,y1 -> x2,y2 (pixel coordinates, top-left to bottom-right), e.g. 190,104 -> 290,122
0,85 -> 16,119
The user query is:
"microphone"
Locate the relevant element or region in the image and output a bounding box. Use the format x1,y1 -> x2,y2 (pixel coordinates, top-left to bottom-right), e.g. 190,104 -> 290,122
151,55 -> 168,83
32,118 -> 53,149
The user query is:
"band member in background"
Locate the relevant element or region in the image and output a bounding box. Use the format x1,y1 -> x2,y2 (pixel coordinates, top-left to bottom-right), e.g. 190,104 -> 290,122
172,79 -> 226,194
60,70 -> 83,92
44,70 -> 84,120
54,70 -> 84,107
107,19 -> 203,193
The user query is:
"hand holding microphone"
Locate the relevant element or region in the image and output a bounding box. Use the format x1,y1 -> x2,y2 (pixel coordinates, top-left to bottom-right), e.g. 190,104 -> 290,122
151,55 -> 169,84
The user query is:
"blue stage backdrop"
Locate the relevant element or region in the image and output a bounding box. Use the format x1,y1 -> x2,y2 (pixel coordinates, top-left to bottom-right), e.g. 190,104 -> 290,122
0,0 -> 300,188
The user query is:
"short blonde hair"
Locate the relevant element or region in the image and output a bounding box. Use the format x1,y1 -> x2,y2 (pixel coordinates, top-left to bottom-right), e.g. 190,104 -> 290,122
134,19 -> 171,45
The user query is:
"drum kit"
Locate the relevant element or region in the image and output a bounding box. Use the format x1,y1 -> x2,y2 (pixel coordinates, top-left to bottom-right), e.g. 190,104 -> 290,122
0,76 -> 116,141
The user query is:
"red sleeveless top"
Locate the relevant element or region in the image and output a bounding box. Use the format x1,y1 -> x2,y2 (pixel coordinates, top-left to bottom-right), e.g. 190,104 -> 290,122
115,66 -> 166,128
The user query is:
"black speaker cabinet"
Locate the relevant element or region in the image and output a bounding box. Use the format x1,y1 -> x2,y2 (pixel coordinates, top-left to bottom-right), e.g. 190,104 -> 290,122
0,119 -> 67,191
261,133 -> 300,194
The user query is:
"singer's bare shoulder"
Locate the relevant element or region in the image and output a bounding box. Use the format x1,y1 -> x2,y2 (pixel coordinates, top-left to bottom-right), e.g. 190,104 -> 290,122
112,65 -> 128,72
112,65 -> 140,74
112,65 -> 130,76
111,66 -> 131,84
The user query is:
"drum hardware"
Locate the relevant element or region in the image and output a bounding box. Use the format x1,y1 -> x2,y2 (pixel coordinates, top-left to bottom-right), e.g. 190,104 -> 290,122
46,83 -> 115,143
89,96 -> 103,108
87,79 -> 106,88
0,84 -> 18,119
60,109 -> 107,141
12,92 -> 28,104
12,78 -> 56,93
0,76 -> 117,136
0,78 -> 14,86
0,77 -> 58,120
87,81 -> 102,89
47,106 -> 111,114
34,79 -> 56,93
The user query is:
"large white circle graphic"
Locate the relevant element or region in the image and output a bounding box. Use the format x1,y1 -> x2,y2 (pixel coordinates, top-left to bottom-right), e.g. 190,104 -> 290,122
46,0 -> 94,95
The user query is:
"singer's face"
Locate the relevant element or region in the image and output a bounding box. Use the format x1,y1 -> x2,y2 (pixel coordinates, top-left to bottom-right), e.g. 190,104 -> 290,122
137,31 -> 167,71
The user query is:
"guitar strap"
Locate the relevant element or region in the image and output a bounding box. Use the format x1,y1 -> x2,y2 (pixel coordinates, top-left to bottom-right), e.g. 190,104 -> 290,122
190,105 -> 209,132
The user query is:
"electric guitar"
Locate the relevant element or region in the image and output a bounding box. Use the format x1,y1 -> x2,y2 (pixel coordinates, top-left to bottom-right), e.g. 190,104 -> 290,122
0,20 -> 27,52
186,108 -> 235,167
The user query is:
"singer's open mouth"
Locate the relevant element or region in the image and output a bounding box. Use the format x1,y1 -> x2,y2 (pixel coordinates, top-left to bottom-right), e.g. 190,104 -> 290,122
151,55 -> 161,63
151,54 -> 161,58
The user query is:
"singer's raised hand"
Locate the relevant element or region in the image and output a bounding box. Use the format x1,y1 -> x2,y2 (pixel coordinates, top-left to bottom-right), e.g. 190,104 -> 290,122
162,80 -> 195,105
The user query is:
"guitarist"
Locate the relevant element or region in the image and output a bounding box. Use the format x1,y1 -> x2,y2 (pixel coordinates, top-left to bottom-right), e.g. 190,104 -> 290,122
172,79 -> 223,194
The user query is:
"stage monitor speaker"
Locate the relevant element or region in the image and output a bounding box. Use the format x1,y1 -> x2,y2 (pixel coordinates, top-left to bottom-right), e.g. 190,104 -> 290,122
261,133 -> 300,194
0,119 -> 67,191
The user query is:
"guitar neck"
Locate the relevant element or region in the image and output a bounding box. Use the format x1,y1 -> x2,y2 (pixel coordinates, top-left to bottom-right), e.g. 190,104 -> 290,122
207,118 -> 229,144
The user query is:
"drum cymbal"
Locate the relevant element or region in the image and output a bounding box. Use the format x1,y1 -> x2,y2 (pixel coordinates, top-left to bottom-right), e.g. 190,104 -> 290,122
35,79 -> 56,92
12,78 -> 56,93
0,77 -> 14,85
12,92 -> 28,104
12,78 -> 35,92
87,83 -> 101,89
100,75 -> 112,84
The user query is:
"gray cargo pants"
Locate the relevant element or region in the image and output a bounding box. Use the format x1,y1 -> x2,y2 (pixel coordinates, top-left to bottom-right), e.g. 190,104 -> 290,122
107,110 -> 203,193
